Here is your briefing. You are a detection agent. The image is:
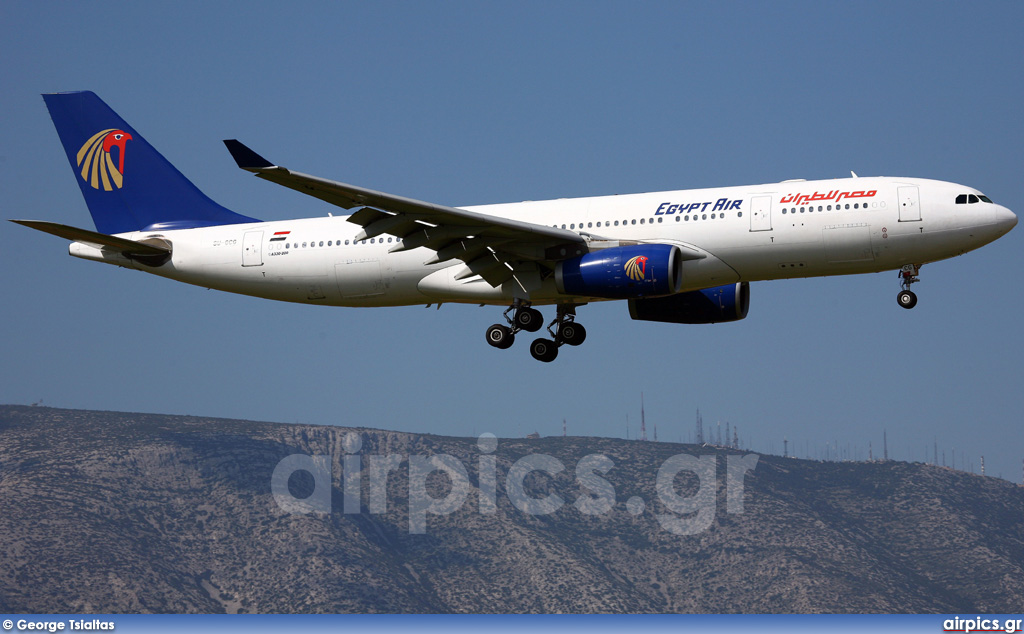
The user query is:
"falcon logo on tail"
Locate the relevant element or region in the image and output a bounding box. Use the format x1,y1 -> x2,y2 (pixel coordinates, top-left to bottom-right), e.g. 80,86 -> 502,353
77,129 -> 132,191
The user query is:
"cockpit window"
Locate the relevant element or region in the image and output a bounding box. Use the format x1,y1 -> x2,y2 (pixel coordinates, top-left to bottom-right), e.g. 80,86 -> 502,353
956,193 -> 994,204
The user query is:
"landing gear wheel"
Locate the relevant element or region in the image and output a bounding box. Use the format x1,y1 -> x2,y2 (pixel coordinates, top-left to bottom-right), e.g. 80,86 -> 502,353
897,265 -> 921,310
530,338 -> 559,362
558,322 -> 587,346
897,290 -> 917,310
515,307 -> 543,332
485,324 -> 515,349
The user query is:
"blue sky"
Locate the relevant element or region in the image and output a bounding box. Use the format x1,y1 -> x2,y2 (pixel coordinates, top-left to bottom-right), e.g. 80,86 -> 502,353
2,2 -> 1021,480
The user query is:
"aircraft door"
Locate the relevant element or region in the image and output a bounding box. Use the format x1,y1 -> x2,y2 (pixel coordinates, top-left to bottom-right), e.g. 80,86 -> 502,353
898,186 -> 921,222
750,196 -> 772,231
242,231 -> 263,266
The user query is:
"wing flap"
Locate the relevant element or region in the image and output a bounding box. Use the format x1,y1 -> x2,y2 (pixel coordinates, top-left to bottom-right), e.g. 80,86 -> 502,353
355,213 -> 423,241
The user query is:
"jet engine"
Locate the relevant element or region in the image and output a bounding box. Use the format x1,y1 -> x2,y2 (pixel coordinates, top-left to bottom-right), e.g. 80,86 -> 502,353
628,282 -> 750,324
555,244 -> 683,299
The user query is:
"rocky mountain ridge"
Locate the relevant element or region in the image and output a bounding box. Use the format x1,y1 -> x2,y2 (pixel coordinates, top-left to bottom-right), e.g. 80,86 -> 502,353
0,405 -> 1021,613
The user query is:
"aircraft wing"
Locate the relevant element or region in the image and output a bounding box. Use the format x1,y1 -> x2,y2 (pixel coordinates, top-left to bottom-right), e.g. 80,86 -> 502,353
224,140 -> 586,289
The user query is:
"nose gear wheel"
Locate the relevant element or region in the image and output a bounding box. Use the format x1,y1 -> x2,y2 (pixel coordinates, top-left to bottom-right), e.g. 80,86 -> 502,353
897,264 -> 921,310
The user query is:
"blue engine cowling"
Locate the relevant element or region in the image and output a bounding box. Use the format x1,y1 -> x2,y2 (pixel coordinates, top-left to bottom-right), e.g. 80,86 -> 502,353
628,282 -> 750,324
555,244 -> 683,299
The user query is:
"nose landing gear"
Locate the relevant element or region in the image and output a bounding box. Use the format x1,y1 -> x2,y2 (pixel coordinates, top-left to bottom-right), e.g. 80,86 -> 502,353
897,264 -> 920,309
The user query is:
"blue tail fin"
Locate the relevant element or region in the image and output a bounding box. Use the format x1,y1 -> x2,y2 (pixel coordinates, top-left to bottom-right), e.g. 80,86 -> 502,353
43,91 -> 259,234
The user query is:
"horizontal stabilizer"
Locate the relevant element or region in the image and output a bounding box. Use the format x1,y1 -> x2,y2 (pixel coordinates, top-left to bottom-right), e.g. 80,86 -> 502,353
11,220 -> 171,257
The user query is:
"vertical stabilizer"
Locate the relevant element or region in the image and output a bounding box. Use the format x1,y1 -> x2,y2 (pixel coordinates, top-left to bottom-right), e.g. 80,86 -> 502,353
43,91 -> 258,234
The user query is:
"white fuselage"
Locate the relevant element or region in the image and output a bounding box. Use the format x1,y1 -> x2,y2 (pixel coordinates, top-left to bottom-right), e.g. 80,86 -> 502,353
71,176 -> 1017,307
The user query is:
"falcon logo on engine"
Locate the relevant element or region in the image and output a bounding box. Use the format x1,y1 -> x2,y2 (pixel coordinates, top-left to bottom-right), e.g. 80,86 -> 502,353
624,255 -> 648,281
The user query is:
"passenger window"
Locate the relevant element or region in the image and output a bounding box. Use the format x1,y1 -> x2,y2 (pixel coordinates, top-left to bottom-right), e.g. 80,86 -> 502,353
631,219 -> 636,225
614,220 -> 619,226
640,218 -> 645,224
345,240 -> 350,245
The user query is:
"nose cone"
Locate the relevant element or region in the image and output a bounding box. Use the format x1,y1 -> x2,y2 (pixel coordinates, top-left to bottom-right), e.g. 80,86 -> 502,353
994,205 -> 1018,235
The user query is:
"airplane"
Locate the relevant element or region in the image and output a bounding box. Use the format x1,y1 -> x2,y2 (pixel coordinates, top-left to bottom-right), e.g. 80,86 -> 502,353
14,91 -> 1018,362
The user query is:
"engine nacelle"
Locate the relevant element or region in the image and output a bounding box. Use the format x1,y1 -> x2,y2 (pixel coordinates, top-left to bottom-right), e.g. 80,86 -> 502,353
628,282 -> 750,324
555,244 -> 683,299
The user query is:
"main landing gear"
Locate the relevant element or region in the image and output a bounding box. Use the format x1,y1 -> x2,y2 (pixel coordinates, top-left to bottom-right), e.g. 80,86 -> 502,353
485,302 -> 586,362
897,264 -> 921,309
485,301 -> 543,350
529,305 -> 587,363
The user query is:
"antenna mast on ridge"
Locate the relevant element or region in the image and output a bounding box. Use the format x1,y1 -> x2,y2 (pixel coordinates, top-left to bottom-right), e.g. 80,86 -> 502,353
640,392 -> 647,441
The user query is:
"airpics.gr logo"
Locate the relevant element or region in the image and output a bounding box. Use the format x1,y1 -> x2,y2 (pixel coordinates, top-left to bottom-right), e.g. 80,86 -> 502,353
624,255 -> 648,281
76,129 -> 132,191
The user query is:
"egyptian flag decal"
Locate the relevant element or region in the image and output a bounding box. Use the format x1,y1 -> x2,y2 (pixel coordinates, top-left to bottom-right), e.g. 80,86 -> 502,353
270,231 -> 290,242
